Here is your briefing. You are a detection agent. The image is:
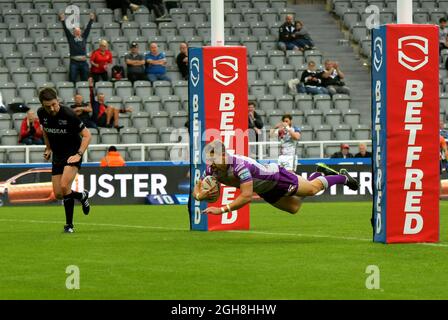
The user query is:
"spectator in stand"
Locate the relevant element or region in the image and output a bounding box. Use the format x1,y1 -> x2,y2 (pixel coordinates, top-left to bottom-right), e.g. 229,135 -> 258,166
354,143 -> 372,158
331,143 -> 354,159
296,61 -> 328,95
176,42 -> 189,80
441,135 -> 448,174
60,12 -> 95,84
125,41 -> 146,83
292,20 -> 315,51
145,42 -> 170,83
440,120 -> 448,140
248,101 -> 264,141
19,110 -> 43,145
278,14 -> 298,51
89,77 -> 132,131
100,146 -> 126,167
105,0 -> 140,22
90,40 -> 113,83
439,18 -> 448,53
322,60 -> 350,96
70,94 -> 97,130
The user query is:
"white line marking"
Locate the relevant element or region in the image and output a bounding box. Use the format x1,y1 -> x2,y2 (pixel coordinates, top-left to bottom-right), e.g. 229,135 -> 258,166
1,218 -> 447,247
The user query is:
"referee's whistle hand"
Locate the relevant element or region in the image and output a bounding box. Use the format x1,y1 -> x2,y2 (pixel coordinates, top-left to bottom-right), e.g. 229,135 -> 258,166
43,150 -> 51,161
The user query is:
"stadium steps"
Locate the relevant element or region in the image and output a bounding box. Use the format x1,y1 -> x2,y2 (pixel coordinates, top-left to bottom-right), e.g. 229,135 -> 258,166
291,3 -> 372,127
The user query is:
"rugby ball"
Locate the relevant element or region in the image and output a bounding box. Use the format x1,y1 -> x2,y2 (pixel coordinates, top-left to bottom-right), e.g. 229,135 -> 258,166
201,175 -> 220,202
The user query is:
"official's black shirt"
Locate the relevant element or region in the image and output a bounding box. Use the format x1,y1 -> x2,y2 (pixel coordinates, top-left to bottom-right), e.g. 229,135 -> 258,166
37,105 -> 85,162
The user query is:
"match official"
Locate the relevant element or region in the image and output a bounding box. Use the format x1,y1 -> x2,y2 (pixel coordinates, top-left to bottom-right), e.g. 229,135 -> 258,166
37,88 -> 91,233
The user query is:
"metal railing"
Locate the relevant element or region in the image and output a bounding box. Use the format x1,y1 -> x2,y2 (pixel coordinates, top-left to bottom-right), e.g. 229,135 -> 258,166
0,140 -> 372,164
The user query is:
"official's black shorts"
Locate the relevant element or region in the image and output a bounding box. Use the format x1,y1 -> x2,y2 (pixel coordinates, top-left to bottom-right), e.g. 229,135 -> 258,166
52,158 -> 82,176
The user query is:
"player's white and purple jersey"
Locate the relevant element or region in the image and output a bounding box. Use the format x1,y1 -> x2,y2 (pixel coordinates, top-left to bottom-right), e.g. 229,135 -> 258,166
204,154 -> 299,203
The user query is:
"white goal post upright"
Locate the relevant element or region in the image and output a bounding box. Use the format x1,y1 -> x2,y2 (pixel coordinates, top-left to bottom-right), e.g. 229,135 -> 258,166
211,0 -> 225,46
397,0 -> 413,24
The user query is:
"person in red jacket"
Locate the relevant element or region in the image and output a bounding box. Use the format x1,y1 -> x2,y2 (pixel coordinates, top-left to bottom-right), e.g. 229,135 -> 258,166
19,110 -> 44,145
90,40 -> 113,83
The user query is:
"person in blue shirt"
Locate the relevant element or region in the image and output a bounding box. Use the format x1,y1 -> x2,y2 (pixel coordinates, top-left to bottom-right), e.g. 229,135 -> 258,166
145,42 -> 171,83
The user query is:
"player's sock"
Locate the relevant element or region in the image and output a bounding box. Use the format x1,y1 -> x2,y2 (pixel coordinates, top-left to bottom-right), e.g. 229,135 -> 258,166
63,194 -> 75,226
308,172 -> 323,181
69,191 -> 83,200
316,175 -> 347,190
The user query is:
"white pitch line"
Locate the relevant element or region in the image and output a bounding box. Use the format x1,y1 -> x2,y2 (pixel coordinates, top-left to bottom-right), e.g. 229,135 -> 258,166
0,218 -> 447,247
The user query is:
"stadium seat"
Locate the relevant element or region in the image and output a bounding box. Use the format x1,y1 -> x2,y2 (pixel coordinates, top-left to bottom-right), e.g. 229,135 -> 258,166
88,149 -> 107,162
96,8 -> 114,24
267,109 -> 283,127
251,21 -> 269,37
261,8 -> 279,25
127,147 -> 144,161
12,113 -> 26,131
0,127 -> 20,146
249,80 -> 267,96
305,50 -> 323,65
170,110 -> 188,128
258,95 -> 276,112
184,35 -> 203,48
325,145 -> 341,158
247,65 -> 259,82
56,82 -> 75,103
0,114 -> 11,130
226,8 -> 242,24
134,8 -> 152,25
30,67 -> 50,85
159,127 -> 175,143
0,83 -> 17,105
314,124 -> 333,141
22,9 -> 40,25
259,64 -> 277,82
6,148 -> 25,163
17,38 -> 35,57
124,96 -> 143,113
148,146 -> 167,161
95,82 -> 114,98
134,81 -> 153,98
120,127 -> 139,144
34,0 -> 52,11
268,80 -> 285,96
131,111 -> 150,129
188,8 -> 207,23
11,67 -> 30,84
343,109 -> 361,126
252,0 -> 271,10
143,96 -> 162,112
295,94 -> 313,111
286,50 -> 305,66
42,52 -> 61,71
35,37 -> 54,56
153,81 -> 172,97
271,0 -> 288,9
150,111 -> 170,129
289,109 -> 305,125
177,22 -> 196,37
324,109 -> 342,127
242,8 -> 260,24
353,124 -> 371,140
158,22 -> 177,38
139,127 -> 159,143
18,82 -> 37,102
277,95 -> 294,112
172,81 -> 188,101
0,67 -> 8,83
268,50 -> 286,67
115,81 -> 133,100
29,148 -> 46,163
333,94 -> 351,111
334,124 -> 352,141
40,8 -> 58,25
241,36 -> 259,52
50,66 -> 68,83
5,52 -> 23,70
0,38 -> 16,56
304,109 -> 323,126
313,94 -> 333,111
305,145 -> 322,158
299,125 -> 313,141
277,65 -> 295,82
250,50 -> 268,66
89,130 -> 100,144
99,128 -> 119,145
162,95 -> 181,112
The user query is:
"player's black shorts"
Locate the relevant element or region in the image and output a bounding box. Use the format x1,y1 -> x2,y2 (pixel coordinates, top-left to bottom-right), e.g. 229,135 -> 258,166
52,157 -> 82,176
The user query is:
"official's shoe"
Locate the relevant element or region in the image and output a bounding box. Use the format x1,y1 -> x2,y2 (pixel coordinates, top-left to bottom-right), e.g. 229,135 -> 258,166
340,168 -> 359,191
316,163 -> 339,176
80,190 -> 90,215
64,224 -> 74,233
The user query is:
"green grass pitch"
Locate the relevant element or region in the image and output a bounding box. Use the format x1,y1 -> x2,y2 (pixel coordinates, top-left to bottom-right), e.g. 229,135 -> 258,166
0,202 -> 447,299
